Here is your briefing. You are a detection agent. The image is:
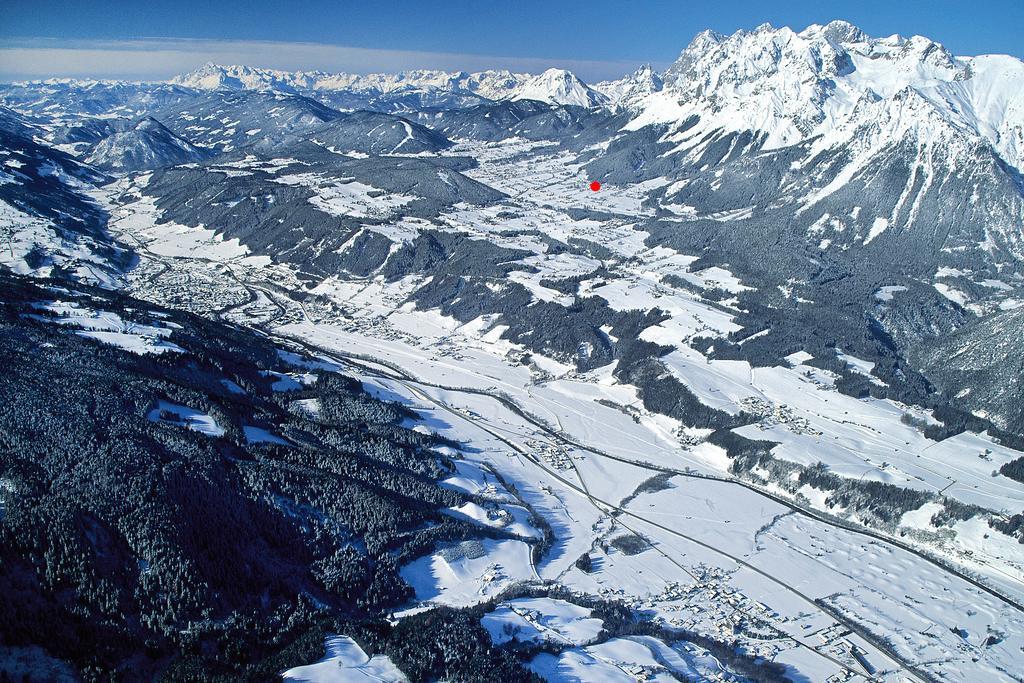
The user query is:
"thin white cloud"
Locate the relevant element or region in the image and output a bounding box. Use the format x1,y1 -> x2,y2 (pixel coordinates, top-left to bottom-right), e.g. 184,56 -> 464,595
0,37 -> 660,82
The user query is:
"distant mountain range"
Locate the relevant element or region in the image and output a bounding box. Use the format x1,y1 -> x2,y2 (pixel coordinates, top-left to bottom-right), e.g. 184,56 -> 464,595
167,62 -> 610,109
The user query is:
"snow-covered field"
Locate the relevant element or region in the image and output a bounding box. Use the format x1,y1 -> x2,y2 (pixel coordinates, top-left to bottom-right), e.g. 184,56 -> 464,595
26,300 -> 185,355
279,297 -> 1024,535
482,597 -> 603,646
461,145 -> 668,216
531,636 -> 716,683
344,359 -> 1021,680
106,193 -> 252,262
605,477 -> 1024,681
242,425 -> 289,445
282,636 -> 407,683
147,400 -> 224,437
444,501 -> 542,540
399,538 -> 537,607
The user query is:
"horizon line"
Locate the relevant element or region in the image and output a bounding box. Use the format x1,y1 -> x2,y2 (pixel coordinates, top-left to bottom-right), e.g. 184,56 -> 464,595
0,36 -> 670,84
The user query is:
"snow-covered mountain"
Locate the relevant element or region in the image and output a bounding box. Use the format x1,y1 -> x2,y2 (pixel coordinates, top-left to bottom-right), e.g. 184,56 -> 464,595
160,24 -> 1024,159
624,20 -> 1024,172
84,116 -> 212,172
594,64 -> 663,108
0,79 -> 199,119
168,63 -> 309,92
509,68 -> 609,108
567,20 -> 1024,304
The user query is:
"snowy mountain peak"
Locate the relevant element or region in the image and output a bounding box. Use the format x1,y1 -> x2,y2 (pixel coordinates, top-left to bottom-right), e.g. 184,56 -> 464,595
800,19 -> 868,45
629,21 -> 1024,171
511,68 -> 608,107
675,29 -> 725,65
133,116 -> 168,132
595,64 -> 664,108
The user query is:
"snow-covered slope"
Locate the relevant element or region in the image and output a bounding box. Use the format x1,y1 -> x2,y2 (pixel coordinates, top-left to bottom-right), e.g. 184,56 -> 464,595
0,114 -> 124,284
145,90 -> 343,152
304,110 -> 454,155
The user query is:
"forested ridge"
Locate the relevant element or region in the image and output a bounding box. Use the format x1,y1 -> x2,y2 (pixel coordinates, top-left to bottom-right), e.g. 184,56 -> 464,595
0,273 -> 539,681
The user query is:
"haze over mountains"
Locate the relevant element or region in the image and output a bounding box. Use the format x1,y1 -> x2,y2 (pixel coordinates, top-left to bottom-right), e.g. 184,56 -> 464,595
2,18 -> 1024,683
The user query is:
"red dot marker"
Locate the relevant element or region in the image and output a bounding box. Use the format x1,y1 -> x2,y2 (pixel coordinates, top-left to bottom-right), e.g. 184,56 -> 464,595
589,181 -> 602,192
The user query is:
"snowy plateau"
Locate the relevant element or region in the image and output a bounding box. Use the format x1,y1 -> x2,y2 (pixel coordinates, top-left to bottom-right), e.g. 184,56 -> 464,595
2,18 -> 1024,683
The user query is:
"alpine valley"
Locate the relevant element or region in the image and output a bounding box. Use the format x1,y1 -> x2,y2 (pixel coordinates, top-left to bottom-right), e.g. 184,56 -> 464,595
2,19 -> 1024,683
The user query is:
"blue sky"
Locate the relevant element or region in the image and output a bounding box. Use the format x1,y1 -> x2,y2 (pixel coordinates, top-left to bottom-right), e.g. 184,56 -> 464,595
1,0 -> 1021,81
